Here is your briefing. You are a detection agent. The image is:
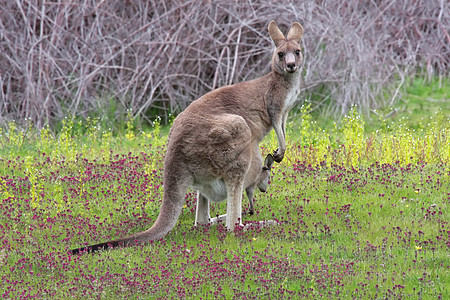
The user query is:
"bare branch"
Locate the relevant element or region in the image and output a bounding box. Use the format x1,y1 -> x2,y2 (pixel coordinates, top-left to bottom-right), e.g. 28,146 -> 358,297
0,0 -> 448,128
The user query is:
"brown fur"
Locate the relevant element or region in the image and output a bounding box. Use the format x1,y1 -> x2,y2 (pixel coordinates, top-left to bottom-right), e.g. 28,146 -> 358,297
71,20 -> 303,254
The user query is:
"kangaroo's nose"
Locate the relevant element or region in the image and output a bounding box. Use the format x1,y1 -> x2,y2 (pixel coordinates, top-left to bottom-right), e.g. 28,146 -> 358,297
286,63 -> 296,72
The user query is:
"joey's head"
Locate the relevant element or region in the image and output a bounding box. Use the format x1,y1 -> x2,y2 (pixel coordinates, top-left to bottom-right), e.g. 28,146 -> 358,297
257,154 -> 275,193
268,20 -> 304,75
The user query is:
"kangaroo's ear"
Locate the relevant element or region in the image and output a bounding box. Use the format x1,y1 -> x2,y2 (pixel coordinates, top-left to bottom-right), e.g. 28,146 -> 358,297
264,154 -> 275,169
286,22 -> 303,43
268,20 -> 285,47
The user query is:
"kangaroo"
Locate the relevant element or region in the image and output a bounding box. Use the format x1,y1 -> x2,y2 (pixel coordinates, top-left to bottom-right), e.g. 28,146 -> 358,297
71,20 -> 303,254
246,153 -> 274,216
195,153 -> 274,226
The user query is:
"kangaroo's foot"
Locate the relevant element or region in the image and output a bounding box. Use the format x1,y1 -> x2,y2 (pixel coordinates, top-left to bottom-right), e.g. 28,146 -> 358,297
243,219 -> 280,231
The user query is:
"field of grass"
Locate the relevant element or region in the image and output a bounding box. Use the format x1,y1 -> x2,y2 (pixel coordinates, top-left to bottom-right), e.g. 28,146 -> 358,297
0,79 -> 449,299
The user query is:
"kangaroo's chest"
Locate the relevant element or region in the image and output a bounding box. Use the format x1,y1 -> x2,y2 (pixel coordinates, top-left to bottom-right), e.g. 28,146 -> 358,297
283,74 -> 302,112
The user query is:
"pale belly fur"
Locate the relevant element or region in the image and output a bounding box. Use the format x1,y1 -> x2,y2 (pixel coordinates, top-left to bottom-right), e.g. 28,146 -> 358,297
192,179 -> 227,203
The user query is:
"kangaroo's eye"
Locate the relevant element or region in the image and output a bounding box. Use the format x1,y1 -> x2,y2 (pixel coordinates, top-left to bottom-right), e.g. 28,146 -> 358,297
277,52 -> 284,59
294,49 -> 301,56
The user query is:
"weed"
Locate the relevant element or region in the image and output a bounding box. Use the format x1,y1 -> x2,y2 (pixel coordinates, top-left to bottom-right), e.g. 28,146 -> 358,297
125,109 -> 135,141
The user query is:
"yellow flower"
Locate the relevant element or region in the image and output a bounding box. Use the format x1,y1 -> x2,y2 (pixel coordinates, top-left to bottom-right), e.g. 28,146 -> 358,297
415,246 -> 422,250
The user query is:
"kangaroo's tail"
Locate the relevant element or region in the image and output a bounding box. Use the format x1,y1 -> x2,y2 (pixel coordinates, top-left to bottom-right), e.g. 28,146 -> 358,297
71,167 -> 189,254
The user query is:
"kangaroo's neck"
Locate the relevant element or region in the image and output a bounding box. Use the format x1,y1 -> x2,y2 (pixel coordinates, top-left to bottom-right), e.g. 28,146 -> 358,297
267,70 -> 301,100
265,70 -> 301,118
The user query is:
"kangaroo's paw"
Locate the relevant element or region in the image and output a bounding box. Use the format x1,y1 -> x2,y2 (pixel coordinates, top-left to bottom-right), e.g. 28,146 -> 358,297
272,148 -> 285,163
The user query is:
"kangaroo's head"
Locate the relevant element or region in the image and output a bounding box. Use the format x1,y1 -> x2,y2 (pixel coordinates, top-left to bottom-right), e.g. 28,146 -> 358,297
268,20 -> 304,75
257,154 -> 275,193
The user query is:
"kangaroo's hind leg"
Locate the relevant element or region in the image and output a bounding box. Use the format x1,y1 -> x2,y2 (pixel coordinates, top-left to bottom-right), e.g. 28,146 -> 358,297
195,192 -> 229,226
224,177 -> 246,231
195,192 -> 210,226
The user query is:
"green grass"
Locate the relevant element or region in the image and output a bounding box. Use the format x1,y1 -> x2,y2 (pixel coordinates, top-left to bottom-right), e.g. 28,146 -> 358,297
300,76 -> 450,133
0,79 -> 449,299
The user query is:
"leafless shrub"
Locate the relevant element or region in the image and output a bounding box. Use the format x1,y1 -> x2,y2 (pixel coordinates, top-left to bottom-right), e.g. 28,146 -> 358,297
0,0 -> 448,128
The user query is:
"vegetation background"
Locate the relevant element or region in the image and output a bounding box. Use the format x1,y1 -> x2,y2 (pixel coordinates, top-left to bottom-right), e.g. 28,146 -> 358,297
1,0 -> 448,130
0,1 -> 449,299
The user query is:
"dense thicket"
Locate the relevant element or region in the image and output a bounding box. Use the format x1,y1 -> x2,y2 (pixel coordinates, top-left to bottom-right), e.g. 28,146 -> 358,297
1,0 -> 448,128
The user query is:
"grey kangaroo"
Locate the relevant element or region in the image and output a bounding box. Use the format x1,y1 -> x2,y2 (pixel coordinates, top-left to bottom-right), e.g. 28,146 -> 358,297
71,20 -> 303,254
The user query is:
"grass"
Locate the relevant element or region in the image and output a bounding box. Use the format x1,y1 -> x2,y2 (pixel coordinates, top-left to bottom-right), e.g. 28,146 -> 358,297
0,79 -> 449,299
305,76 -> 449,133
